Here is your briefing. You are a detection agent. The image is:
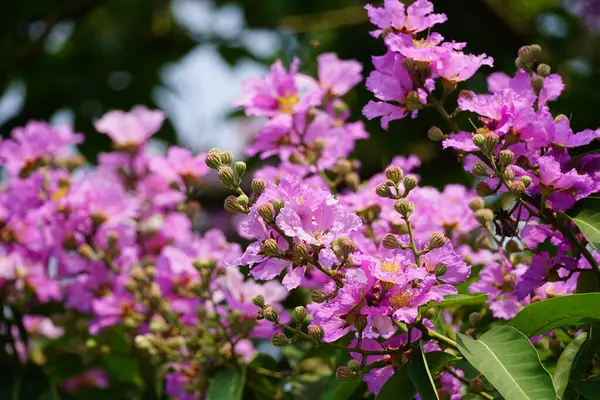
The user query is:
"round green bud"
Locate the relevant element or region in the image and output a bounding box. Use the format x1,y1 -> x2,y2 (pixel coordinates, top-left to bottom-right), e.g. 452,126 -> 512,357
293,306 -> 308,323
224,195 -> 247,213
252,295 -> 265,308
429,232 -> 447,249
308,325 -> 325,343
311,290 -> 328,303
474,208 -> 494,225
472,162 -> 490,177
428,126 -> 447,142
405,91 -> 423,111
468,312 -> 482,326
385,165 -> 404,184
521,175 -> 532,188
537,63 -> 551,77
394,199 -> 415,218
483,132 -> 500,154
472,133 -> 485,148
205,149 -> 222,169
263,306 -> 279,323
469,197 -> 485,212
375,183 -> 393,198
503,166 -> 515,181
217,166 -> 237,188
403,175 -> 418,192
234,161 -> 247,178
347,359 -> 361,373
271,332 -> 289,347
272,199 -> 285,214
509,180 -> 526,197
335,366 -> 354,381
257,203 -> 275,223
434,263 -> 448,277
531,76 -> 544,94
499,149 -> 514,167
382,233 -> 400,250
261,238 -> 280,257
220,151 -> 234,165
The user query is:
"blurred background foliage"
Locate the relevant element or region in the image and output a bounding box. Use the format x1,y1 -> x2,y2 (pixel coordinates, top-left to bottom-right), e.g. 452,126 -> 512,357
2,0 -> 600,399
2,0 -> 600,189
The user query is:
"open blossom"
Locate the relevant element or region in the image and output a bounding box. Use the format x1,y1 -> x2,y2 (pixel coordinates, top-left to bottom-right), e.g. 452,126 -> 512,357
94,106 -> 165,148
317,53 -> 362,96
365,0 -> 447,37
435,51 -> 494,83
535,155 -> 594,210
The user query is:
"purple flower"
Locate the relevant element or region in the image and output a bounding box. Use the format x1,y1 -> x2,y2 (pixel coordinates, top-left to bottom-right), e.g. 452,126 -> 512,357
442,131 -> 479,152
95,106 -> 165,148
435,51 -> 494,83
317,53 -> 362,96
365,0 -> 447,37
537,155 -> 594,210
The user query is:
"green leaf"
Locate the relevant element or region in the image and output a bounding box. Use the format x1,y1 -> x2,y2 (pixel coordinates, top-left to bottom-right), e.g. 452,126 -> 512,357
377,352 -> 459,400
554,331 -> 589,398
569,197 -> 600,250
456,326 -> 556,400
563,326 -> 600,399
319,377 -> 363,400
509,294 -> 600,337
440,294 -> 488,308
408,342 -> 440,400
101,354 -> 141,385
572,380 -> 600,400
206,369 -> 246,400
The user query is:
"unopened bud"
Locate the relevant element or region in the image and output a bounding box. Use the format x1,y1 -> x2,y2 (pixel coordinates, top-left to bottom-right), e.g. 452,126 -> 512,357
224,195 -> 247,213
205,149 -> 222,169
428,126 -> 447,142
258,203 -> 276,223
515,57 -> 527,69
261,239 -> 280,257
308,325 -> 325,343
474,208 -> 494,226
220,151 -> 234,165
345,172 -> 360,191
218,166 -> 237,188
499,150 -> 514,167
386,179 -> 395,187
472,134 -> 485,148
469,312 -> 482,325
340,239 -> 356,257
475,182 -> 493,197
263,306 -> 279,323
503,166 -> 515,181
293,306 -> 308,323
537,63 -> 551,77
429,232 -> 447,249
375,183 -> 393,198
531,76 -> 544,94
252,295 -> 265,308
353,314 -> 368,332
271,332 -> 289,347
134,335 -> 151,350
434,264 -> 447,277
77,243 -> 97,260
470,377 -> 486,393
472,162 -> 490,177
506,239 -> 521,253
382,233 -> 400,249
521,175 -> 532,188
483,132 -> 499,154
469,197 -> 485,212
234,161 -> 247,178
394,199 -> 415,217
336,366 -> 354,381
347,359 -> 361,373
403,175 -> 418,192
311,290 -> 328,303
334,159 -> 353,174
516,156 -> 532,170
149,315 -> 167,333
385,165 -> 404,184
509,181 -> 526,197
405,91 -> 423,111
272,199 -> 284,214
518,44 -> 541,64
294,242 -> 310,260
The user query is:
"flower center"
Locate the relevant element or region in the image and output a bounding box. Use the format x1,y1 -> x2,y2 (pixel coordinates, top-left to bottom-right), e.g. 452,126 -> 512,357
413,39 -> 434,49
380,261 -> 401,273
390,291 -> 412,309
277,94 -> 299,114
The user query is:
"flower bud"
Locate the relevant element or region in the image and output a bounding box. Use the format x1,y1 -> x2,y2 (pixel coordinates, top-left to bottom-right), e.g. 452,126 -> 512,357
336,366 -> 355,381
340,239 -> 356,257
263,306 -> 279,323
294,242 -> 311,260
218,166 -> 237,188
475,182 -> 493,197
234,161 -> 247,178
509,181 -> 526,197
385,179 -> 395,187
469,197 -> 485,212
205,149 -> 222,169
333,159 -> 353,174
516,156 -> 532,170
238,195 -> 250,208
394,199 -> 415,218
505,239 -> 521,253
468,312 -> 482,326
374,183 -> 392,198
149,315 -> 167,333
308,325 -> 325,343
434,263 -> 447,277
483,132 -> 499,154
261,238 -> 280,257
224,195 -> 247,213
77,243 -> 98,261
293,306 -> 308,323
474,209 -> 494,226
503,166 -> 515,181
345,172 -> 360,191
382,233 -> 400,249
134,335 -> 152,350
470,377 -> 486,393
472,162 -> 490,177
347,359 -> 361,373
258,203 -> 275,223
311,290 -> 328,303
515,57 -> 527,69
521,175 -> 532,188
272,199 -> 284,214
385,165 -> 404,184
537,63 -> 551,77
271,332 -> 289,347
353,314 -> 368,332
531,76 -> 544,94
403,175 -> 418,192
472,134 -> 485,148
428,126 -> 447,142
220,151 -> 234,165
499,150 -> 514,167
252,295 -> 265,308
429,232 -> 447,249
405,91 -> 423,111
518,44 -> 541,64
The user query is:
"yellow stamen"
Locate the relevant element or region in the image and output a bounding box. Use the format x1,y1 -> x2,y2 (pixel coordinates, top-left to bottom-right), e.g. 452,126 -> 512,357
277,94 -> 299,114
380,261 -> 401,273
390,291 -> 412,309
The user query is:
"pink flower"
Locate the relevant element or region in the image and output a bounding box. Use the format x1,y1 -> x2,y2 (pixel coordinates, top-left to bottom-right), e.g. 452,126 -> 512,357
365,0 -> 447,37
317,53 -> 362,96
94,106 -> 165,148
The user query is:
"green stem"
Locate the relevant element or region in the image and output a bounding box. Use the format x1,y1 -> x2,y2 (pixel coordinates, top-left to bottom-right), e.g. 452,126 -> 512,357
425,328 -> 458,349
404,218 -> 421,264
429,97 -> 460,134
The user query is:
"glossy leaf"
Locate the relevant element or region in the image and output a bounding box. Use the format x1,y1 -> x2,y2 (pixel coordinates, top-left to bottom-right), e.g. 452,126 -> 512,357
509,294 -> 600,337
457,326 -> 556,400
554,332 -> 588,398
440,294 -> 488,308
377,352 -> 459,400
408,342 -> 439,400
320,377 -> 363,400
569,197 -> 600,250
206,369 -> 246,400
572,380 -> 600,400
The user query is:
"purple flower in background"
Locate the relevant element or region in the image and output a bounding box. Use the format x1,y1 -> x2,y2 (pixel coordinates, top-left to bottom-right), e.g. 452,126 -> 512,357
95,106 -> 165,149
365,0 -> 447,37
318,53 -> 363,96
